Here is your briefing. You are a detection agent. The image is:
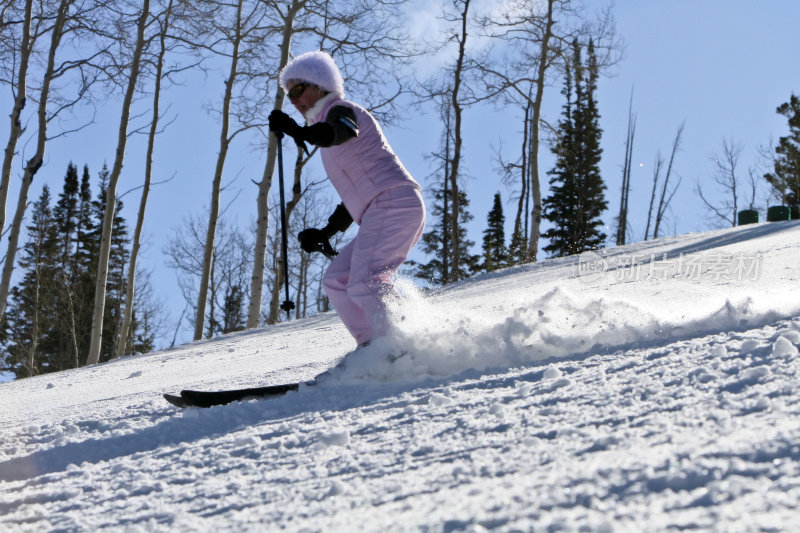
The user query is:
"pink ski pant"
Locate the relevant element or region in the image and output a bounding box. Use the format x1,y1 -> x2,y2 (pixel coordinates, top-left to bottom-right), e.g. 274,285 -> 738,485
322,186 -> 426,345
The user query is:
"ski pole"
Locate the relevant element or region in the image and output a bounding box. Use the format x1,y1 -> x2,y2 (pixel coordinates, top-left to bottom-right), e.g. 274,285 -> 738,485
275,131 -> 295,320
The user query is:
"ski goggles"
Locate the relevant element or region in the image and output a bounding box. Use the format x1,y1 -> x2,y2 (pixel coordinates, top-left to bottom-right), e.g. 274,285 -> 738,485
287,82 -> 311,101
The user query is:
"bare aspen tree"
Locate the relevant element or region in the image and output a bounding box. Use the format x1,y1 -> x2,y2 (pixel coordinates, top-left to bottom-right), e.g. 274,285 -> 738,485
192,0 -> 245,341
442,97 -> 452,279
515,101 -> 531,254
441,95 -> 453,280
473,0 -> 558,263
290,193 -> 328,319
187,0 -> 272,340
696,137 -> 745,229
86,0 -> 151,365
643,153 -> 662,241
521,0 -> 553,263
115,0 -> 179,358
616,88 -> 636,245
247,0 -> 303,330
448,0 -> 469,280
0,0 -> 35,237
0,0 -> 77,323
415,0 -> 473,282
1,0 -> 108,365
177,0 -> 304,335
475,0 -> 619,262
165,211 -> 252,338
745,167 -> 760,211
494,91 -> 532,263
651,121 -> 684,240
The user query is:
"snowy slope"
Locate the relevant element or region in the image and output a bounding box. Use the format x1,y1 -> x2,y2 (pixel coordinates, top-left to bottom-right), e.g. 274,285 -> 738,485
2,221 -> 800,532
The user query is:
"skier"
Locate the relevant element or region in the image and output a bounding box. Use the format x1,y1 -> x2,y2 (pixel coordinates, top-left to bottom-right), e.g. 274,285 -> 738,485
269,50 -> 425,349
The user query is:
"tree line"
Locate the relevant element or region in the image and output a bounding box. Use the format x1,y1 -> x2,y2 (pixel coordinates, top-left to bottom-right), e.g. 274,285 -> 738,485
0,0 -> 415,378
1,0 -> 798,379
1,163 -> 157,377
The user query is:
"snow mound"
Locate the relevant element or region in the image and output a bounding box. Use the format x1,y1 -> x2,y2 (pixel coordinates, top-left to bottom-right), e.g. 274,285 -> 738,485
3,221 -> 800,532
330,281 -> 791,384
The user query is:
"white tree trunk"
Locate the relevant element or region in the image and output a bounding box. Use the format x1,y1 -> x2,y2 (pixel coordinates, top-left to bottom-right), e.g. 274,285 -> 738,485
116,0 -> 173,358
0,0 -> 70,324
246,0 -> 302,329
87,0 -> 150,365
0,0 -> 34,237
525,0 -> 554,263
194,0 -> 244,340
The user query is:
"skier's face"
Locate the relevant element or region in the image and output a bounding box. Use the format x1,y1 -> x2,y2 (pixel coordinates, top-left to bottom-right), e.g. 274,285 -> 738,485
287,81 -> 324,116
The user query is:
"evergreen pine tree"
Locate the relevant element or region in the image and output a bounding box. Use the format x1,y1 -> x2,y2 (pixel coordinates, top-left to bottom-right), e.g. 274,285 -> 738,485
3,187 -> 60,378
414,187 -> 480,285
50,163 -> 82,369
129,308 -> 156,354
577,40 -> 607,248
450,190 -> 481,281
414,187 -> 448,285
53,163 -> 80,264
508,229 -> 528,266
481,193 -> 508,272
2,163 -> 158,378
69,165 -> 98,366
89,164 -> 130,363
765,94 -> 800,215
75,165 -> 94,269
119,270 -> 156,356
222,284 -> 246,334
542,49 -> 578,257
542,39 -> 608,257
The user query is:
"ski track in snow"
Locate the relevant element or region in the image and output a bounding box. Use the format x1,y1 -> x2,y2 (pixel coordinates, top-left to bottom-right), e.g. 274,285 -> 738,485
1,221 -> 800,531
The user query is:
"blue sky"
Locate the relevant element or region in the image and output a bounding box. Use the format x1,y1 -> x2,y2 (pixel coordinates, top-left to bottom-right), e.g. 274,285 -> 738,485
2,0 -> 799,347
594,1 -> 800,237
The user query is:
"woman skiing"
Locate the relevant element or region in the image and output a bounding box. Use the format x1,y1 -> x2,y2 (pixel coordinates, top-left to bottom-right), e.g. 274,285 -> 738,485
269,50 -> 425,349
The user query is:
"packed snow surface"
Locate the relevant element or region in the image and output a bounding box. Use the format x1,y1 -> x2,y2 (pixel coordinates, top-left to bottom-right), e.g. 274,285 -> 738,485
2,221 -> 800,531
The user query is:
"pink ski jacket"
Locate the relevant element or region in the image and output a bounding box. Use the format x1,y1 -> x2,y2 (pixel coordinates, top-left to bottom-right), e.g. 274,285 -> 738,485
308,96 -> 421,224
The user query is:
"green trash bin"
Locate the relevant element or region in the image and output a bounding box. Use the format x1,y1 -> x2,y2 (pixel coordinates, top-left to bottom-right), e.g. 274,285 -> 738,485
767,206 -> 792,222
737,209 -> 759,225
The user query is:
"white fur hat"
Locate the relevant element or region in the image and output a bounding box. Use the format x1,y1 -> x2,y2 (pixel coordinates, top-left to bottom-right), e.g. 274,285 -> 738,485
279,50 -> 345,98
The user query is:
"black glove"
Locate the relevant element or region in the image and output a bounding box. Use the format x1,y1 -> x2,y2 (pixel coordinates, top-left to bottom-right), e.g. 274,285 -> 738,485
324,203 -> 353,236
269,110 -> 309,154
298,228 -> 338,258
269,110 -> 301,137
297,204 -> 353,258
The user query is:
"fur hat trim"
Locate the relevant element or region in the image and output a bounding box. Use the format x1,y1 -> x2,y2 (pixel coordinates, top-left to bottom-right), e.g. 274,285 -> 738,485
304,93 -> 340,123
280,51 -> 345,98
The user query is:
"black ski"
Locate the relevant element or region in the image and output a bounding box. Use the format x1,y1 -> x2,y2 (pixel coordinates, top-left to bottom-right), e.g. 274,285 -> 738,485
163,353 -> 370,408
164,382 -> 308,408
